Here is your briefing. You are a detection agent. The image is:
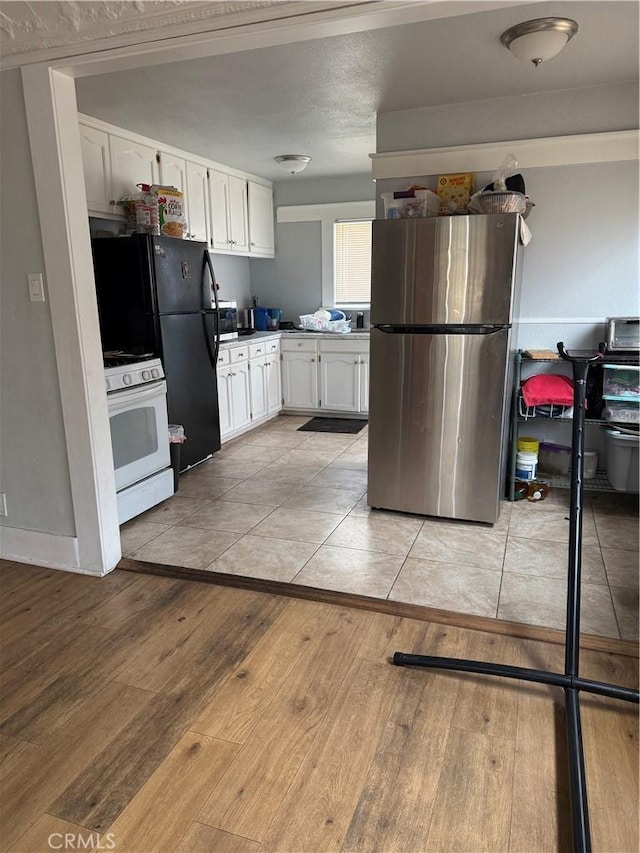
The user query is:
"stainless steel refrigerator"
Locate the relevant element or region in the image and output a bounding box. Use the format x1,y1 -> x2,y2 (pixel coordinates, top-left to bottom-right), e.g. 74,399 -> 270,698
368,213 -> 522,524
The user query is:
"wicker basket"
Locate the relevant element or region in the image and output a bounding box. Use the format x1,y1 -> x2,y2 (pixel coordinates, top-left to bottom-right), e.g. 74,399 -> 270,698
469,191 -> 527,215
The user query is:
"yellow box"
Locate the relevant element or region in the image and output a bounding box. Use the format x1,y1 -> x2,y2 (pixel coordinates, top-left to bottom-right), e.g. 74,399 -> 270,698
436,173 -> 475,215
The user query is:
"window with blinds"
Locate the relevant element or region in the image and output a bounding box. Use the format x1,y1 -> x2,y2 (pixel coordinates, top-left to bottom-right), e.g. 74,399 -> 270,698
334,219 -> 372,305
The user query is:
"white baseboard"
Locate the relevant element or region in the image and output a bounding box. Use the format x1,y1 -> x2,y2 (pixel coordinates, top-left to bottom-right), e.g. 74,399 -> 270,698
0,526 -> 106,576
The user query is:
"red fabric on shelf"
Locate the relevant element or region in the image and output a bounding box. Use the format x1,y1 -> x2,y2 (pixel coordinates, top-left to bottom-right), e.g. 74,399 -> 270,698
521,374 -> 575,407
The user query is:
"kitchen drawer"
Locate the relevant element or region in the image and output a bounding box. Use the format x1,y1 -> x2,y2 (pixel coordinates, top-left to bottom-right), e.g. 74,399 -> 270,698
266,340 -> 280,354
230,345 -> 250,362
281,338 -> 318,353
249,341 -> 269,359
216,349 -> 231,367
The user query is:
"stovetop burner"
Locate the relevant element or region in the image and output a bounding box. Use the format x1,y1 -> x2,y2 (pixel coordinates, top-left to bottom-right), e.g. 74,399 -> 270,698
103,351 -> 156,368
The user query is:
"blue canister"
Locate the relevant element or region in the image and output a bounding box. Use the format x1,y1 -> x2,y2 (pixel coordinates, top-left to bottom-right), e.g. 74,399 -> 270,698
253,307 -> 269,331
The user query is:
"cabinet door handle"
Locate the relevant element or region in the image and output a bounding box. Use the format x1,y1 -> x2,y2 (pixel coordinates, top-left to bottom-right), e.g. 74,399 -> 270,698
250,241 -> 256,246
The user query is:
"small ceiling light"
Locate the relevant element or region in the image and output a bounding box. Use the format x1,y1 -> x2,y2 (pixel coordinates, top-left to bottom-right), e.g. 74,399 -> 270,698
500,17 -> 578,67
274,154 -> 311,175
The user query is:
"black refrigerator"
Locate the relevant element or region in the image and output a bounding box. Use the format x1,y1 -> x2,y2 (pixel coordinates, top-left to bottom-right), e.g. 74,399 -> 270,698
91,234 -> 222,469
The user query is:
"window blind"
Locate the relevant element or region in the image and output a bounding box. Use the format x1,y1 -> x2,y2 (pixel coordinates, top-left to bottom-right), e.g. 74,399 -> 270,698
334,219 -> 372,304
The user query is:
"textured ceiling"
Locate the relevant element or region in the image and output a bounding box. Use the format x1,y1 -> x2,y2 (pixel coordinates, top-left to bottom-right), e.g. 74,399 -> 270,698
71,1 -> 638,181
0,1 -> 292,57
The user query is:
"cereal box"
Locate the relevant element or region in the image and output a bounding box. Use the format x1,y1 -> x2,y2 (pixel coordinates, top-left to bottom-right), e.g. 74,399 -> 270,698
436,173 -> 475,215
151,185 -> 185,238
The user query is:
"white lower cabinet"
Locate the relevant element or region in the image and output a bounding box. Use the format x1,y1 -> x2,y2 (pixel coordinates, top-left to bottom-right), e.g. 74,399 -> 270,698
216,349 -> 251,441
249,357 -> 268,421
265,357 -> 282,414
217,368 -> 233,439
229,362 -> 251,432
358,351 -> 369,414
218,336 -> 367,441
249,339 -> 282,422
281,342 -> 319,410
319,350 -> 360,413
281,338 -> 369,413
218,340 -> 281,442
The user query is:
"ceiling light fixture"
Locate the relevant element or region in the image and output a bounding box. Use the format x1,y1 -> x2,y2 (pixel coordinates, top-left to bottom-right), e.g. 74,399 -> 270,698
500,17 -> 578,67
274,154 -> 311,175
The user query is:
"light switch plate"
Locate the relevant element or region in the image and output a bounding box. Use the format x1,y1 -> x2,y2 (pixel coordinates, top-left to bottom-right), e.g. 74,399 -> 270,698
28,273 -> 45,302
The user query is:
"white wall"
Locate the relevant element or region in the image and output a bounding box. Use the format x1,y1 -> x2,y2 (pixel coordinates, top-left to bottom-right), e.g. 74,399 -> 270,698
209,253 -> 252,311
376,83 -> 639,349
0,69 -> 75,536
377,82 -> 639,152
249,174 -> 374,321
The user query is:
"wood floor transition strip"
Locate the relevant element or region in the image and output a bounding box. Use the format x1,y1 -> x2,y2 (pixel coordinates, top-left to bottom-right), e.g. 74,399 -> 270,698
117,558 -> 639,658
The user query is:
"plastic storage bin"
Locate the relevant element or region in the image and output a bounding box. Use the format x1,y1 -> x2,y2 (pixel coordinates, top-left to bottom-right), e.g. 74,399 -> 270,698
382,190 -> 440,219
538,442 -> 572,476
602,365 -> 640,399
604,402 -> 640,424
605,429 -> 639,492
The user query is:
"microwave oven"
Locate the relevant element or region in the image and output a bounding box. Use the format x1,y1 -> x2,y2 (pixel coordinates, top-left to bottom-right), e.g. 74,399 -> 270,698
605,317 -> 640,353
217,301 -> 238,340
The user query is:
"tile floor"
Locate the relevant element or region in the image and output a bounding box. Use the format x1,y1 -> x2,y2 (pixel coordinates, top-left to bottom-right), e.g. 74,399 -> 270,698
122,415 -> 639,641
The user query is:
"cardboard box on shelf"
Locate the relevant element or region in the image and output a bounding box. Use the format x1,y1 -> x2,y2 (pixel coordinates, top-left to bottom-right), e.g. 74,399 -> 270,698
436,173 -> 475,215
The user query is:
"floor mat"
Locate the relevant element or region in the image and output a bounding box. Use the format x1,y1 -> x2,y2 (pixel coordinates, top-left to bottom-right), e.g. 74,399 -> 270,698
297,417 -> 367,434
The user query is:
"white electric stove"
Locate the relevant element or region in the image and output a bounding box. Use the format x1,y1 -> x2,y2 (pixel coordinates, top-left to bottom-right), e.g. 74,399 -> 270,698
104,355 -> 174,524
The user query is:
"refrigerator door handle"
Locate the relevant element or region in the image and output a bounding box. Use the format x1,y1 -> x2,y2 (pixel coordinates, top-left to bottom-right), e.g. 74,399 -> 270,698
204,252 -> 220,366
375,324 -> 508,335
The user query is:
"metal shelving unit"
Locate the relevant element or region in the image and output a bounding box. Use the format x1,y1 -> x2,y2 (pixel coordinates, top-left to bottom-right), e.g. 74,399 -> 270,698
508,350 -> 614,500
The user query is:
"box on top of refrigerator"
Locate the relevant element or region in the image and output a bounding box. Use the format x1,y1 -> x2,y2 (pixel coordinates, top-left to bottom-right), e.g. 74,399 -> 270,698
436,173 -> 475,215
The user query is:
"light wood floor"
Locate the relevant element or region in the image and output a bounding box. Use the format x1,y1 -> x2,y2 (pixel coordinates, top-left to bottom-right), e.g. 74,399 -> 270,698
0,559 -> 637,853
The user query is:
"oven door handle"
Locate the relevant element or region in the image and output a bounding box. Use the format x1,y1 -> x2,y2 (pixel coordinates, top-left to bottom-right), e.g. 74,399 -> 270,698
107,379 -> 167,410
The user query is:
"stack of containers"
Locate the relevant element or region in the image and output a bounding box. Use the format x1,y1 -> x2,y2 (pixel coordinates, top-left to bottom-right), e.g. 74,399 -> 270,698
516,436 -> 539,481
602,363 -> 639,491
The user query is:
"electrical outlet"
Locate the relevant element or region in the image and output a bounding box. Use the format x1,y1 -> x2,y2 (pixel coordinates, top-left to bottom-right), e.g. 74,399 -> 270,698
27,273 -> 45,302
0,493 -> 7,517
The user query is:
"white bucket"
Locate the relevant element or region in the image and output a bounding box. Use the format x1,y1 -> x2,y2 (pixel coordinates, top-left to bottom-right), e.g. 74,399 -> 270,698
516,450 -> 538,481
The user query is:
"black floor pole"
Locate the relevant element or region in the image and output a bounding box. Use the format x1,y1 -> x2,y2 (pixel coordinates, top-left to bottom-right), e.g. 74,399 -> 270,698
566,688 -> 591,853
392,343 -> 638,853
565,358 -> 589,681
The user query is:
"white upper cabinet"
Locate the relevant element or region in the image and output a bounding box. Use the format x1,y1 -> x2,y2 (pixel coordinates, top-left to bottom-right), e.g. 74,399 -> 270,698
109,134 -> 159,207
209,169 -> 231,250
158,151 -> 186,193
79,115 -> 273,257
185,160 -> 210,243
227,175 -> 249,253
209,171 -> 249,254
79,125 -> 112,215
248,180 -> 275,257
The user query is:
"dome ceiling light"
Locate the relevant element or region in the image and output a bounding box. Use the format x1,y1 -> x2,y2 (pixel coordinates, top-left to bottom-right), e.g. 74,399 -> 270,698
274,154 -> 311,175
500,17 -> 578,67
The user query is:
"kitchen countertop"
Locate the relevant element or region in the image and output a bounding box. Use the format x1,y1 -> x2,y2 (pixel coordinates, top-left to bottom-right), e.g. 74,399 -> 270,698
219,329 -> 371,349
